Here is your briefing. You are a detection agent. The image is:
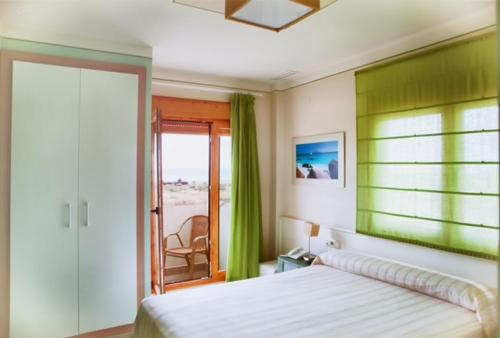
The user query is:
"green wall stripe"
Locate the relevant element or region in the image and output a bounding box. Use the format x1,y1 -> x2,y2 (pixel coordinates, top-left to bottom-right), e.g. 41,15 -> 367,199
357,208 -> 498,230
0,38 -> 152,65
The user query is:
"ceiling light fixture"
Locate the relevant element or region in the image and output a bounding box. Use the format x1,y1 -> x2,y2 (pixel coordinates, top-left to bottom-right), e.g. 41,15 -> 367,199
225,0 -> 320,32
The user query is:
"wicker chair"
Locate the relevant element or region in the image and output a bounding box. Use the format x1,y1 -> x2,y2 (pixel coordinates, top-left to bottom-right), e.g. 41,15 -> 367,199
164,215 -> 209,279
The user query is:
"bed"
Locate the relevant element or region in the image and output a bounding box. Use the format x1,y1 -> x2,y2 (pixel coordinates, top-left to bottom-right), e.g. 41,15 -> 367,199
134,250 -> 497,338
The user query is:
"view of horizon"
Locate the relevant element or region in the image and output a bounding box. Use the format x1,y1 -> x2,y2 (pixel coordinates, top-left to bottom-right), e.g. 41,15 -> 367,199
162,134 -> 231,183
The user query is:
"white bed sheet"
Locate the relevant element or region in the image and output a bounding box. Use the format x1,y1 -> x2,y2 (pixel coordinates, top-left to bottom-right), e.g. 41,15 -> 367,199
134,265 -> 484,338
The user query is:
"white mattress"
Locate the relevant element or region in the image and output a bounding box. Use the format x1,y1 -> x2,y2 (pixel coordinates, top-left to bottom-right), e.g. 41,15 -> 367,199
134,265 -> 484,338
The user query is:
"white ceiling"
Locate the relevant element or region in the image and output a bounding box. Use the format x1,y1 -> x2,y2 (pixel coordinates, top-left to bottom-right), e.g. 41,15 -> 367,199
173,0 -> 338,14
0,0 -> 496,91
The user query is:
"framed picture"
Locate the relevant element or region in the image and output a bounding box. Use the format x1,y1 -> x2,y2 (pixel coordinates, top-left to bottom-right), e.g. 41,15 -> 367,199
293,132 -> 345,187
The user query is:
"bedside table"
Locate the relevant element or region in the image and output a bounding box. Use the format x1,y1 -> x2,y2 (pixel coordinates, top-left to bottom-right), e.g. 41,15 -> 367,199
259,260 -> 278,276
276,255 -> 312,273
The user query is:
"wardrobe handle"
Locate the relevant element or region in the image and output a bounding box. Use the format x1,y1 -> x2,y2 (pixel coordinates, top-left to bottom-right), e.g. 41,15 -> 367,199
65,203 -> 72,228
83,201 -> 90,227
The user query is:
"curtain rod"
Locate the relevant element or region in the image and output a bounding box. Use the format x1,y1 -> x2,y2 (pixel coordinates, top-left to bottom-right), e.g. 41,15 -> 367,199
152,78 -> 266,97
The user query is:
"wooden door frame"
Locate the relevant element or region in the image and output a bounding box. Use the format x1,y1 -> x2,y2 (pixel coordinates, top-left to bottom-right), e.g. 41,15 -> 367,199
0,50 -> 146,338
150,109 -> 164,295
210,119 -> 231,283
152,96 -> 230,292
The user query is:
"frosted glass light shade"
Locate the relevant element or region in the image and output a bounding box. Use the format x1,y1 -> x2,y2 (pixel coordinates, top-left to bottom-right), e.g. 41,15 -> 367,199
226,0 -> 320,31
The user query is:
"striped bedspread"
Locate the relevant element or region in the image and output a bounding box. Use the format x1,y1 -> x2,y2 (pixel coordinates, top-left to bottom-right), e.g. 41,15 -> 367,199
134,263 -> 489,338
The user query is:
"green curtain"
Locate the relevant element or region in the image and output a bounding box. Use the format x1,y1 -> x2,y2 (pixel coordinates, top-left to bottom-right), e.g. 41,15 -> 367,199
356,33 -> 498,259
226,93 -> 263,281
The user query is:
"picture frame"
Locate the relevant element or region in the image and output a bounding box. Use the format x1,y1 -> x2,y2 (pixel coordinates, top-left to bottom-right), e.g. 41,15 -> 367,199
293,132 -> 345,187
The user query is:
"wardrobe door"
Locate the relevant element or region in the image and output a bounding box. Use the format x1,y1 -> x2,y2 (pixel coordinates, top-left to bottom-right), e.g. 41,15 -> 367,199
78,69 -> 138,333
10,61 -> 80,338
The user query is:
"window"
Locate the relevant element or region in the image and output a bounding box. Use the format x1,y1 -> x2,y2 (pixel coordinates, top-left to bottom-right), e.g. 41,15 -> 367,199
162,128 -> 210,284
355,33 -> 498,259
219,135 -> 231,271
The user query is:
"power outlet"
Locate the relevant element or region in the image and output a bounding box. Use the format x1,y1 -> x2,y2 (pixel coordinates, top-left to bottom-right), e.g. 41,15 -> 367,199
326,239 -> 340,249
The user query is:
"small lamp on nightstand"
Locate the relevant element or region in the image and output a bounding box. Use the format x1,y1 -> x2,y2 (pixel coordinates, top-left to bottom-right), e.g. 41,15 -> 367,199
303,222 -> 320,262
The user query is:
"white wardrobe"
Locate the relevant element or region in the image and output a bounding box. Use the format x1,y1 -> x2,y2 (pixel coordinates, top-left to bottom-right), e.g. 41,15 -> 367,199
10,60 -> 142,337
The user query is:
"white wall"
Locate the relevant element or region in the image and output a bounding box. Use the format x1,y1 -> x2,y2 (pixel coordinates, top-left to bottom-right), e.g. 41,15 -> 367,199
152,84 -> 276,261
273,70 -> 498,289
275,72 -> 357,231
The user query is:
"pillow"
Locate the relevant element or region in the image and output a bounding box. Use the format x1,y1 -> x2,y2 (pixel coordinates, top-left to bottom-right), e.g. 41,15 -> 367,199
315,249 -> 497,338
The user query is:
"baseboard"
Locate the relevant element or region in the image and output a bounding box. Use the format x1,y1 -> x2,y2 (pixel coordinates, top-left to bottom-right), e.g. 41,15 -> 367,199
70,324 -> 133,338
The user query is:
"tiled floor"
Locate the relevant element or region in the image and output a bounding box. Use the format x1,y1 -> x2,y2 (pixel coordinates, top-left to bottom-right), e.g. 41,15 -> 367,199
165,269 -> 209,284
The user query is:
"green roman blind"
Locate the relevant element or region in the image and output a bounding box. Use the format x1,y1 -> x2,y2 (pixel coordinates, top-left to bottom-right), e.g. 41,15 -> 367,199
356,33 -> 498,259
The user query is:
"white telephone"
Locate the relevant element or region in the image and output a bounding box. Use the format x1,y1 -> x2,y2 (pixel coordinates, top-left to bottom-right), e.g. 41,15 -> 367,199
286,247 -> 308,260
